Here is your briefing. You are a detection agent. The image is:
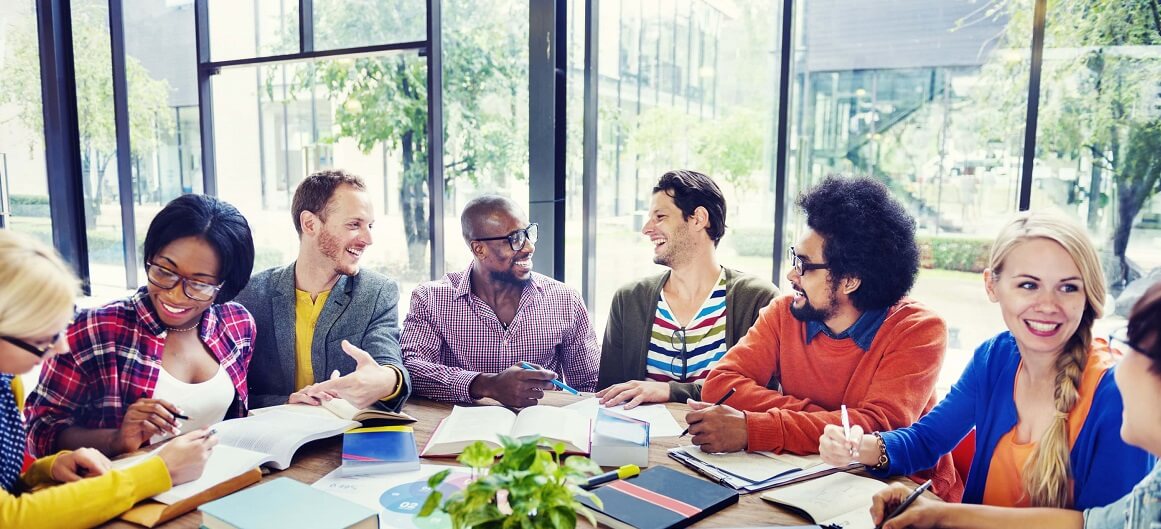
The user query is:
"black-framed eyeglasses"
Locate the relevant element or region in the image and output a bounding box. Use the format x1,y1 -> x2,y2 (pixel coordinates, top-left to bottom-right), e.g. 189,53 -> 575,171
3,308 -> 75,357
787,246 -> 829,276
1109,326 -> 1140,354
473,223 -> 538,252
145,262 -> 223,302
669,328 -> 689,382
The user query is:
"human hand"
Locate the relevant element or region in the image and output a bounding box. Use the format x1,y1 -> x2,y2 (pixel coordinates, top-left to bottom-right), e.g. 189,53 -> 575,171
116,398 -> 183,454
819,423 -> 866,466
596,380 -> 670,409
469,364 -> 556,408
303,340 -> 398,409
871,482 -> 941,529
157,429 -> 218,485
684,398 -> 748,453
50,447 -> 111,482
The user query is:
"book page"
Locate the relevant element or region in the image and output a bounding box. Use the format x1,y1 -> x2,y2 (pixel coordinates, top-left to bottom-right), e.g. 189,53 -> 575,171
426,406 -> 516,451
213,409 -> 357,469
760,472 -> 887,529
562,397 -> 684,438
153,444 -> 270,504
679,445 -> 801,482
510,405 -> 590,452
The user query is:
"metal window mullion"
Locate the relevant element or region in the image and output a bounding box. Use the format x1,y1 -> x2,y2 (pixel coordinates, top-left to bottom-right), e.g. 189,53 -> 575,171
108,0 -> 138,289
300,0 -> 314,53
1018,0 -> 1047,211
772,0 -> 795,284
195,0 -> 217,195
581,0 -> 599,310
426,0 -> 445,280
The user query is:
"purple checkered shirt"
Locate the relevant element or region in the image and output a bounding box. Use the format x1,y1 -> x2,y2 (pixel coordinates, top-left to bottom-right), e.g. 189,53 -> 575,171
401,263 -> 600,402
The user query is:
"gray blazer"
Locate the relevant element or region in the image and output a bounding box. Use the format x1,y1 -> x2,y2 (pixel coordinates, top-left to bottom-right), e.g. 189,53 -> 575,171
234,262 -> 410,411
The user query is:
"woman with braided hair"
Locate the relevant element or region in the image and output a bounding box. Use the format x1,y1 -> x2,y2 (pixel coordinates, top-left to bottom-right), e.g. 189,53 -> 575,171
819,211 -> 1152,513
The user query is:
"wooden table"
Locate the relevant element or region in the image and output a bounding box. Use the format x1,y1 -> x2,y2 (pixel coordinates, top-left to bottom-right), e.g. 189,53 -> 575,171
102,392 -> 907,528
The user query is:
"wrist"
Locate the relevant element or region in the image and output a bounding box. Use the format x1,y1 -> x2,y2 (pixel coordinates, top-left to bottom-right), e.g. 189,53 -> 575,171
468,373 -> 495,400
867,431 -> 890,471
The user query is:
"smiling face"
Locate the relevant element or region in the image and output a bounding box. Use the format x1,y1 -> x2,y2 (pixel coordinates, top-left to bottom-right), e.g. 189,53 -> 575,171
641,191 -> 697,268
311,184 -> 374,277
146,236 -> 222,330
786,230 -> 842,323
985,238 -> 1087,361
473,210 -> 535,285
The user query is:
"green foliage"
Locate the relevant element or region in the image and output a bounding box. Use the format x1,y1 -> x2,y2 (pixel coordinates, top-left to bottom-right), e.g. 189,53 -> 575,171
627,106 -> 766,193
917,235 -> 993,273
730,226 -> 775,258
420,436 -> 602,529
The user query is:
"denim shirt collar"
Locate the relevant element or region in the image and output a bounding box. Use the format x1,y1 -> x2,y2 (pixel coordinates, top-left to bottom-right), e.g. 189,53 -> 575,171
805,306 -> 889,351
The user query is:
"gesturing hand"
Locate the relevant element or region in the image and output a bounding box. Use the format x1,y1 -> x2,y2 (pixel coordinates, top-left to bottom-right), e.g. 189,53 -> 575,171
116,398 -> 183,454
50,447 -> 111,482
302,340 -> 398,409
470,364 -> 557,408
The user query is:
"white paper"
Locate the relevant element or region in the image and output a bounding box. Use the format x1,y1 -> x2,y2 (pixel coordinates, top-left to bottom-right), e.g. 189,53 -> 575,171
563,397 -> 684,438
313,464 -> 473,529
152,444 -> 270,504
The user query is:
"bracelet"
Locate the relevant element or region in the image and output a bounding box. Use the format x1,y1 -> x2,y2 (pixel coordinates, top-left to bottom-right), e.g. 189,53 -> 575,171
870,431 -> 889,470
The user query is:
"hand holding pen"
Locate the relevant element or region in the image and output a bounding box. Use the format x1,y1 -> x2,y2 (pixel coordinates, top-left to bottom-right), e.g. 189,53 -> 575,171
683,388 -> 746,453
870,480 -> 933,529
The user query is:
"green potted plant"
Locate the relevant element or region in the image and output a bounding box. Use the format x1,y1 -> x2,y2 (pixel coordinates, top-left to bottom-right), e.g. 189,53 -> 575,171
419,435 -> 604,529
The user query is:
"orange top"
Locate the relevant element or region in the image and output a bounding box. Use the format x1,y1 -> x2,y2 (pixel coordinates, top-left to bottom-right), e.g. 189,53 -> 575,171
981,346 -> 1114,506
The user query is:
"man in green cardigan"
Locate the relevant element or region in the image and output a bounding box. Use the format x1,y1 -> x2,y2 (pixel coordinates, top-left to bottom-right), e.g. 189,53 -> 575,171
596,170 -> 778,408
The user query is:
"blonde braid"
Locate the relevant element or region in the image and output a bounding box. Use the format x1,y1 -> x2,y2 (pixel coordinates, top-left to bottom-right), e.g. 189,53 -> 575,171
1021,308 -> 1093,508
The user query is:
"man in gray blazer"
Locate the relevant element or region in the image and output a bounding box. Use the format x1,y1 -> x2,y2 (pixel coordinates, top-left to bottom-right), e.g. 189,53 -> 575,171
235,169 -> 410,411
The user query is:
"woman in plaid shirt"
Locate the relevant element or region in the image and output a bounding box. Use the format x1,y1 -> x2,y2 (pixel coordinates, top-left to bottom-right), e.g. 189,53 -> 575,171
26,194 -> 257,458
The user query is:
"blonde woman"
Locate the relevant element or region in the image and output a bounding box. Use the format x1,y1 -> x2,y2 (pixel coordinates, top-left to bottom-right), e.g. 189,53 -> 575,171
819,212 -> 1152,510
0,231 -> 216,528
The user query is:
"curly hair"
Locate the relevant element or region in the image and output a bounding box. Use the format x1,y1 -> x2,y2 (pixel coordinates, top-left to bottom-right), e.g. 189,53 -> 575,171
797,176 -> 918,310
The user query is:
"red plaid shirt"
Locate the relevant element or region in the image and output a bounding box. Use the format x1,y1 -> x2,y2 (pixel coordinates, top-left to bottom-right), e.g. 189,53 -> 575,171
401,264 -> 600,402
24,287 -> 254,457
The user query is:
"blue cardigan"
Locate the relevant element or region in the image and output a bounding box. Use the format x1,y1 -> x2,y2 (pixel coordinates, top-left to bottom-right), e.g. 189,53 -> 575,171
872,332 -> 1154,509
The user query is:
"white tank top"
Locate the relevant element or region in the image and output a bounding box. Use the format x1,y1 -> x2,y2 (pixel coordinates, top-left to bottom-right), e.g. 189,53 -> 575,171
149,364 -> 234,444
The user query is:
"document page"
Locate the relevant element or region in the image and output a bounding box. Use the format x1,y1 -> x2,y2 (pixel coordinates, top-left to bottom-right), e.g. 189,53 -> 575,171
760,472 -> 887,529
213,409 -> 356,468
511,405 -> 590,452
562,397 -> 683,437
427,405 -> 516,449
153,444 -> 269,504
680,445 -> 802,482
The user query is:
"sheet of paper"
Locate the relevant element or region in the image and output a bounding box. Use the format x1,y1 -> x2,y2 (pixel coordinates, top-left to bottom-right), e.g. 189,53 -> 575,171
313,464 -> 474,529
152,444 -> 270,504
761,471 -> 887,529
679,445 -> 801,482
563,397 -> 684,438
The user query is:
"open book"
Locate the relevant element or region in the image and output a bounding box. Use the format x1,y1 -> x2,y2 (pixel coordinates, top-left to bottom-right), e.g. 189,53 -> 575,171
421,405 -> 591,456
255,397 -> 416,424
760,472 -> 888,529
667,445 -> 860,493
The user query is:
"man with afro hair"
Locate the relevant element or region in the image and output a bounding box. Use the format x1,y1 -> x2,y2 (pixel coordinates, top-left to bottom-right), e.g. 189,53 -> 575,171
687,175 -> 960,501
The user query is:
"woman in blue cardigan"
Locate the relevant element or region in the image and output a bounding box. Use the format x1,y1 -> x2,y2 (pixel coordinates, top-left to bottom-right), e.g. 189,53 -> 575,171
819,212 -> 1152,512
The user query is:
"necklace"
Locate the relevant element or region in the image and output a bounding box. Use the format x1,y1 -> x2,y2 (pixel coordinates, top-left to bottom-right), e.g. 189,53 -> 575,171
167,322 -> 199,333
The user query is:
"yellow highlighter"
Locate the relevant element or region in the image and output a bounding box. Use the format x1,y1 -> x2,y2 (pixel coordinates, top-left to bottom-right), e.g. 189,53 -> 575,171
581,464 -> 641,490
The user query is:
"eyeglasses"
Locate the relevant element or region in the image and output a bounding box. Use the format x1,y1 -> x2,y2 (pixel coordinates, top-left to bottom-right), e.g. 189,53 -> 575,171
787,246 -> 829,276
473,223 -> 538,252
3,308 -> 75,357
669,328 -> 689,382
1109,326 -> 1140,354
145,262 -> 223,301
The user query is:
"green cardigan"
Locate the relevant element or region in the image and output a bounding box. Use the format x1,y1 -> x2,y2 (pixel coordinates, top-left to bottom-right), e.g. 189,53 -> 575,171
597,268 -> 779,402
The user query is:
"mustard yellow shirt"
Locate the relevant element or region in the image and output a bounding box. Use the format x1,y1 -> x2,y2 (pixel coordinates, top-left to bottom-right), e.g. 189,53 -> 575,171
1,377 -> 172,529
295,289 -> 331,391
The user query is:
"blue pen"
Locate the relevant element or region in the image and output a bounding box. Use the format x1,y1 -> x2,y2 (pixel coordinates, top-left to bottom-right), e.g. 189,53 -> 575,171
519,362 -> 579,395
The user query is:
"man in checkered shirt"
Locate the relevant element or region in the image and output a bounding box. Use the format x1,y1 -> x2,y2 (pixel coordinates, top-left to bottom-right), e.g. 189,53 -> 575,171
401,195 -> 599,407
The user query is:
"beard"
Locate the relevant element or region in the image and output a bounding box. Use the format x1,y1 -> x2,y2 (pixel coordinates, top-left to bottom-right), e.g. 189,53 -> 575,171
489,267 -> 531,286
789,285 -> 839,323
318,228 -> 359,276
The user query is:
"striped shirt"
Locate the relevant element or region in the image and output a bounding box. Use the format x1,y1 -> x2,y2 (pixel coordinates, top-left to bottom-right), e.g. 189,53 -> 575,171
401,263 -> 600,403
646,269 -> 728,383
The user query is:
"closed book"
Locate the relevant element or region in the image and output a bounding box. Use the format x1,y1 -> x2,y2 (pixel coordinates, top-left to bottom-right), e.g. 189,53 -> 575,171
340,425 -> 421,476
577,466 -> 738,529
200,477 -> 378,529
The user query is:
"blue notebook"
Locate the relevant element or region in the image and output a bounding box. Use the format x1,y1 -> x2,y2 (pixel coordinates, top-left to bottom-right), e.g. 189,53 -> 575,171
200,477 -> 377,529
340,425 -> 421,476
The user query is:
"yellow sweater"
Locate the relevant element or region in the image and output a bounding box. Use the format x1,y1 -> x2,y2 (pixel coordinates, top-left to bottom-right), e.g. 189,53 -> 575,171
0,377 -> 172,529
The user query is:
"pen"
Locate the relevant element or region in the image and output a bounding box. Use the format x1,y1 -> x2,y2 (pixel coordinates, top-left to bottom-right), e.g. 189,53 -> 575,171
201,428 -> 217,440
173,412 -> 190,421
681,387 -> 736,437
841,404 -> 852,454
519,361 -> 579,395
580,464 -> 640,490
876,479 -> 932,529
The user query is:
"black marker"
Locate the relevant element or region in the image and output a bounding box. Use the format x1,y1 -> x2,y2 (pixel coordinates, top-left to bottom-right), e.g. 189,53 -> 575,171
681,387 -> 735,437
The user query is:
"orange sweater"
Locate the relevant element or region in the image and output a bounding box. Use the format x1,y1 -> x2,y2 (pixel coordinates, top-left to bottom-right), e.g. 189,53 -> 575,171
704,295 -> 961,499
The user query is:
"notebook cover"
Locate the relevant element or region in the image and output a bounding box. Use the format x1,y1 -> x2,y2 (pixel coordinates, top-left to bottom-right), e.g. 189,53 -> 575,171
577,466 -> 738,529
199,477 -> 377,529
341,426 -> 419,464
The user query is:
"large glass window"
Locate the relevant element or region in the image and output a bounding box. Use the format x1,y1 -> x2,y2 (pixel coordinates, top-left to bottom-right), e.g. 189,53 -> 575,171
589,0 -> 780,329
788,1 -> 1025,390
1032,1 -> 1161,326
0,0 -> 53,242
